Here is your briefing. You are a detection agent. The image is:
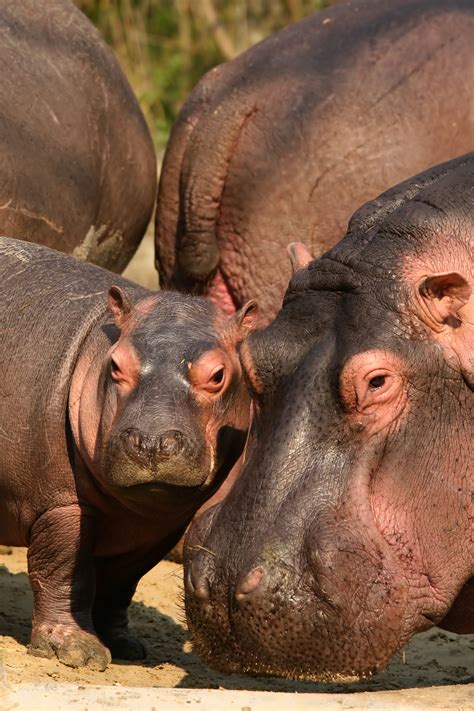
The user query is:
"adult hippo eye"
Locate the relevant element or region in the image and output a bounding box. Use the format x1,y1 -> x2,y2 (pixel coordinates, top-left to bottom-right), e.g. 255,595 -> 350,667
368,374 -> 386,389
340,351 -> 407,435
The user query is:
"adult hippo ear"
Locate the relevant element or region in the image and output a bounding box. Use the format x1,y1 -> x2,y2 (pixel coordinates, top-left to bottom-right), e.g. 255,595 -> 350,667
418,271 -> 474,389
107,286 -> 133,328
287,242 -> 313,274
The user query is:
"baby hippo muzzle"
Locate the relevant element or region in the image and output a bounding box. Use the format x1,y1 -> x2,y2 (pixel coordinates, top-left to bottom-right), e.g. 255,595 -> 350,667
118,426 -> 206,488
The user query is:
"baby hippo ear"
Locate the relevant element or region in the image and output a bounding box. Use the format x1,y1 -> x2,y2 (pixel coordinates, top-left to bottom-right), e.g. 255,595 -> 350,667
234,300 -> 260,339
287,242 -> 313,274
107,286 -> 133,327
419,272 -> 471,326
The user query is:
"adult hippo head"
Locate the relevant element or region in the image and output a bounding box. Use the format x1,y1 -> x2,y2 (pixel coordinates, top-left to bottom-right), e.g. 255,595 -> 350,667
183,153 -> 474,681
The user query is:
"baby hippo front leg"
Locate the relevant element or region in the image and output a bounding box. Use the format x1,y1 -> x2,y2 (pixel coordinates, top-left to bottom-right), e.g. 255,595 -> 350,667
27,505 -> 111,671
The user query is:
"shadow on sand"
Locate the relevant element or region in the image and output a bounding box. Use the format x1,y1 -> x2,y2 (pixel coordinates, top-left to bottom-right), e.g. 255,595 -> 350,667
0,562 -> 472,694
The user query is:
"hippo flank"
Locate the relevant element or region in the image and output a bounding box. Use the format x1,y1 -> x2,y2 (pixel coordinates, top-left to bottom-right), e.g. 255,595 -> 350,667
156,0 -> 474,322
184,153 -> 474,681
0,0 -> 156,272
0,237 -> 257,670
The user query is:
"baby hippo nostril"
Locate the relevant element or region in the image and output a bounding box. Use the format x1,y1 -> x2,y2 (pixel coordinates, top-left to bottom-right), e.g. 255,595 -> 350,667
186,568 -> 211,602
235,566 -> 263,601
122,427 -> 144,452
158,429 -> 183,457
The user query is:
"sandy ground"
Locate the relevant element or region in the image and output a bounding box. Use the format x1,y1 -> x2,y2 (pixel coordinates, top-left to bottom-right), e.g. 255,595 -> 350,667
0,547 -> 472,697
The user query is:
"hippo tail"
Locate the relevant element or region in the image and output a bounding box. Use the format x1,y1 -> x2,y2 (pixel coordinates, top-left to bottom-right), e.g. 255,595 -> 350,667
155,64 -> 257,291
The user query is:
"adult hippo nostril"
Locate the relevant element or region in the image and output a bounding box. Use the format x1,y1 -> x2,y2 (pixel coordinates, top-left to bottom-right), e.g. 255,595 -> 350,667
235,567 -> 264,602
186,568 -> 211,603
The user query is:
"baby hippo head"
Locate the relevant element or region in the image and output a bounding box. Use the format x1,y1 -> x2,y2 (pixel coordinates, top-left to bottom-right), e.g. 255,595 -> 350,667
98,287 -> 258,515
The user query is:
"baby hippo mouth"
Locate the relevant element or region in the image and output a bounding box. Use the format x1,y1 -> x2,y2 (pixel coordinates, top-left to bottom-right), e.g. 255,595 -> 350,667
104,424 -> 247,494
109,426 -> 208,489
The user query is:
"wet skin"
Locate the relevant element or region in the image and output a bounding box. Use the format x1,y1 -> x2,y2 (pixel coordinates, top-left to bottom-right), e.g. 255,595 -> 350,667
184,153 -> 474,681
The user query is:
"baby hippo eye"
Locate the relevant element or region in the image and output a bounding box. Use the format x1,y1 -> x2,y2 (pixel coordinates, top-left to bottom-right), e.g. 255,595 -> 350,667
368,374 -> 386,389
211,367 -> 225,384
189,350 -> 230,396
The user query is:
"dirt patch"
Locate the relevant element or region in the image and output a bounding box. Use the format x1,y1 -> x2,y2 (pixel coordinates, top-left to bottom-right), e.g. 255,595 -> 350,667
0,548 -> 472,694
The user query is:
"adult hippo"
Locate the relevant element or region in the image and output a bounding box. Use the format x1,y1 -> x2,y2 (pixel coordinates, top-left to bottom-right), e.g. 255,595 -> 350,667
184,153 -> 473,681
0,0 -> 156,272
156,0 -> 474,322
0,237 -> 257,669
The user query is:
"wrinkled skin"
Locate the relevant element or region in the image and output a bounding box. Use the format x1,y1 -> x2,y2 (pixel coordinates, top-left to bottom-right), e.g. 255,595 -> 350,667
0,0 -> 156,272
156,0 -> 474,323
0,237 -> 257,670
184,153 -> 474,681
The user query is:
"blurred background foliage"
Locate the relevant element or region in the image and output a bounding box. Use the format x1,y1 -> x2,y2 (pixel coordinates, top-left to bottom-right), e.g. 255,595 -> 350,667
75,0 -> 334,149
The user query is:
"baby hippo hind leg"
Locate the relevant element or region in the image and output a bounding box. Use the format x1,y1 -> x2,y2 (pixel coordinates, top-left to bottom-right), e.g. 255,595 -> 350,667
93,589 -> 145,661
92,570 -> 146,662
27,506 -> 111,670
92,532 -> 185,661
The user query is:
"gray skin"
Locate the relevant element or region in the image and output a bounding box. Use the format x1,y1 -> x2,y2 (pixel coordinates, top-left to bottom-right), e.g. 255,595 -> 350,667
184,153 -> 474,681
156,0 -> 474,323
0,0 -> 156,272
0,237 -> 257,670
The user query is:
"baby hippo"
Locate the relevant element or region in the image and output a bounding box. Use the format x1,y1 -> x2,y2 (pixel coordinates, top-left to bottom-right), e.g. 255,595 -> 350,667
0,237 -> 257,670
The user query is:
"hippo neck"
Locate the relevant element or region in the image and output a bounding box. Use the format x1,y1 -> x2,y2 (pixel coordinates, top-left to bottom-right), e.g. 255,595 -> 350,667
69,317 -> 118,479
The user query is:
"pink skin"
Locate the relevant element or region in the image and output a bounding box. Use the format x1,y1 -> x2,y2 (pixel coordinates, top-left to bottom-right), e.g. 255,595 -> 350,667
203,269 -> 239,316
415,270 -> 473,388
176,245 -> 313,542
339,316 -> 471,636
340,351 -> 408,436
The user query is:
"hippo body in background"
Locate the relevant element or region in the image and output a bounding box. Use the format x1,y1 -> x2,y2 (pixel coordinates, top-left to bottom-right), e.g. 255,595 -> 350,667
156,0 -> 474,322
0,0 -> 156,272
184,154 -> 474,681
0,237 -> 256,669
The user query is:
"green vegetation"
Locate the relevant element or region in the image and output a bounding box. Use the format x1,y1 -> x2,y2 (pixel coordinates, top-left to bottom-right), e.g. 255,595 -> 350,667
76,1 -> 334,148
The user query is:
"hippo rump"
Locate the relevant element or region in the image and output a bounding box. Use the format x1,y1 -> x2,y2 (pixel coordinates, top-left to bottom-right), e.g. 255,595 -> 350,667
156,0 -> 474,323
0,237 -> 257,669
184,153 -> 474,681
0,0 -> 156,272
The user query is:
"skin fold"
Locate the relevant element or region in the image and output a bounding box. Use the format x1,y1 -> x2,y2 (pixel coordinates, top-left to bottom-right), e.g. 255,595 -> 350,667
156,0 -> 474,324
184,153 -> 473,681
0,237 -> 257,670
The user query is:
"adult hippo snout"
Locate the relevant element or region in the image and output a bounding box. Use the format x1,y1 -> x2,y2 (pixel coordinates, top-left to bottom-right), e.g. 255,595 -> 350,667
184,154 -> 474,681
185,390 -> 411,680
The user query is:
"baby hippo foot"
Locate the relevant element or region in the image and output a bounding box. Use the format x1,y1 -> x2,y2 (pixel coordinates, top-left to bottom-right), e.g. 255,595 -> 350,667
97,627 -> 147,661
29,623 -> 111,670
